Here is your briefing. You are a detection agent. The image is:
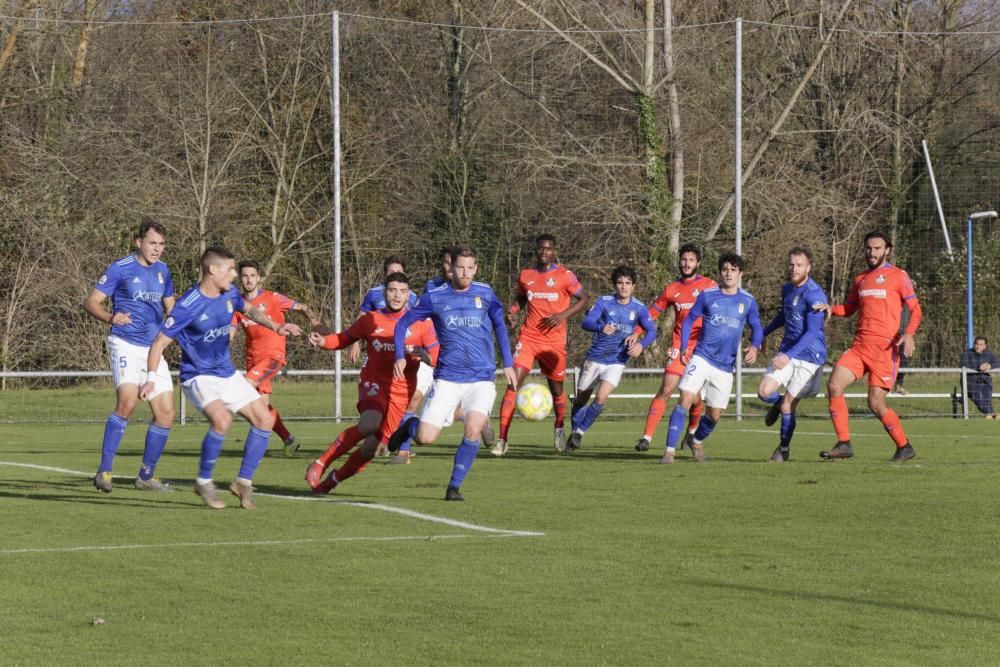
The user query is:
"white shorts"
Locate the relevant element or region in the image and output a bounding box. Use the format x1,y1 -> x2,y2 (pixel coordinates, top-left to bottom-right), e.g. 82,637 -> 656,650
577,360 -> 626,392
764,358 -> 824,398
182,372 -> 260,414
416,362 -> 434,395
420,379 -> 496,429
107,335 -> 172,399
678,354 -> 734,410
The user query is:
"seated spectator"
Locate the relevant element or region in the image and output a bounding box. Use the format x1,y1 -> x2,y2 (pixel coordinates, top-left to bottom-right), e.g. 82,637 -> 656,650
961,336 -> 1000,417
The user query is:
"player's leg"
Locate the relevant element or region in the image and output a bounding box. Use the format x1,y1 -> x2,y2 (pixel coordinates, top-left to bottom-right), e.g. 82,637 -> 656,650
686,364 -> 733,461
497,346 -> 532,452
569,364 -> 622,451
396,361 -> 433,456
95,336 -> 144,492
248,358 -> 296,452
757,370 -> 784,427
192,396 -> 234,510
637,362 -> 682,450
315,409 -> 384,494
661,388 -> 699,463
540,345 -> 569,451
445,381 -> 495,501
387,379 -> 454,454
866,348 -> 915,461
821,351 -> 862,460
134,378 -> 176,491
569,360 -> 600,450
219,374 -> 275,509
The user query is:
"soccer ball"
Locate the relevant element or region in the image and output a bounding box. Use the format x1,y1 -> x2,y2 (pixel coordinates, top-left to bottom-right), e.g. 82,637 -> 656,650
516,382 -> 553,421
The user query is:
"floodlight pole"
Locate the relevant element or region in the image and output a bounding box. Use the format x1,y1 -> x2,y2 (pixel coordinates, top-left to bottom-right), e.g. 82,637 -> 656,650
734,17 -> 743,420
331,11 -> 343,421
966,210 -> 997,349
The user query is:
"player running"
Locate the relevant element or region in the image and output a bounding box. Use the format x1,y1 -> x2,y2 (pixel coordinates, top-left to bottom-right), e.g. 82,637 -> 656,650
385,245 -> 516,501
345,255 -> 419,364
232,259 -> 319,455
661,253 -> 762,464
84,219 -> 176,493
305,272 -> 438,492
757,246 -> 828,462
496,234 -> 589,455
816,231 -> 922,462
632,244 -> 717,453
140,247 -> 302,510
566,266 -> 656,451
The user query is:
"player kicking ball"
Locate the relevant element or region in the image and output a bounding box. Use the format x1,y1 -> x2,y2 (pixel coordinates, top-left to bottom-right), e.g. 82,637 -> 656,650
660,253 -> 762,464
140,247 -> 302,510
756,246 -> 828,462
566,266 -> 656,451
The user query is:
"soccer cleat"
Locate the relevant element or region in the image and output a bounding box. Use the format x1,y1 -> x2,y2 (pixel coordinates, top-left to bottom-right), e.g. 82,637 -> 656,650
304,461 -> 325,490
386,452 -> 411,465
890,443 -> 916,462
282,435 -> 299,456
93,471 -> 113,493
134,476 -> 173,492
895,386 -> 909,396
386,423 -> 410,453
445,486 -> 465,501
764,402 -> 782,427
194,480 -> 226,509
659,451 -> 675,465
229,479 -> 256,510
481,420 -> 496,449
634,437 -> 650,452
490,439 -> 508,457
820,442 -> 854,460
565,432 -> 583,452
769,447 -> 789,463
553,427 -> 566,453
681,432 -> 696,451
313,473 -> 338,495
691,443 -> 707,463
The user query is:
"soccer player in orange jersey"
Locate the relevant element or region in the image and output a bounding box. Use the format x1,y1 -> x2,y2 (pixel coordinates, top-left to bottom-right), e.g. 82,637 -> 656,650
817,231 -> 922,462
232,260 -> 319,455
495,234 -> 590,455
304,273 -> 438,493
631,244 -> 717,453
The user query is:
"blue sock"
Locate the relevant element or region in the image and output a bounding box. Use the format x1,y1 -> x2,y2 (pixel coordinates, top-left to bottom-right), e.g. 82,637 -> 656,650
238,427 -> 271,481
99,414 -> 129,472
665,405 -> 689,450
198,430 -> 226,480
779,412 -> 796,451
448,437 -> 480,490
138,424 -> 171,480
761,391 -> 781,405
399,411 -> 416,453
571,401 -> 587,428
693,415 -> 717,443
578,402 -> 604,433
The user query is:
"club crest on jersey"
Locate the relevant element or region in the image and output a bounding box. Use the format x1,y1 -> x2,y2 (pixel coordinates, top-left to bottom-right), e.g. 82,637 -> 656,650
227,301 -> 234,313
629,311 -> 635,320
793,296 -> 799,306
157,272 -> 164,284
165,317 -> 175,328
546,278 -> 555,287
99,275 -> 108,285
475,296 -> 482,309
738,303 -> 745,314
693,289 -> 701,297
876,274 -> 886,284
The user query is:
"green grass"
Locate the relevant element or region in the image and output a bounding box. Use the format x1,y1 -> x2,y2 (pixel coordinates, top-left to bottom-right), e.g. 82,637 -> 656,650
2,414 -> 1000,665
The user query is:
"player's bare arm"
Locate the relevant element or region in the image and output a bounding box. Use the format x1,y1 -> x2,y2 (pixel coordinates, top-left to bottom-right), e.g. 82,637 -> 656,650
292,302 -> 321,327
744,345 -> 759,365
542,290 -> 590,330
505,293 -> 528,328
84,288 -> 132,326
243,302 -> 302,337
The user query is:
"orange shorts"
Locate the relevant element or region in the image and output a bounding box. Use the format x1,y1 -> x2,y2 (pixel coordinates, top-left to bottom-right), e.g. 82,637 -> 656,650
356,380 -> 410,444
664,340 -> 699,377
513,337 -> 566,382
835,343 -> 900,390
246,356 -> 285,395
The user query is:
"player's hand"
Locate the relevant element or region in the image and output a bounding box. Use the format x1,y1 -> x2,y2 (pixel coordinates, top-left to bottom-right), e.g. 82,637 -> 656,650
602,322 -> 617,336
278,323 -> 303,336
503,366 -> 518,390
409,346 -> 432,365
667,347 -> 680,361
771,353 -> 790,370
393,358 -> 407,380
541,313 -> 566,330
679,350 -> 691,366
308,331 -> 326,348
347,340 -> 361,364
624,331 -> 641,347
627,342 -> 644,358
312,324 -> 333,336
899,332 -> 916,358
744,345 -> 759,365
813,303 -> 832,318
111,312 -> 132,325
505,311 -> 517,328
138,381 -> 155,401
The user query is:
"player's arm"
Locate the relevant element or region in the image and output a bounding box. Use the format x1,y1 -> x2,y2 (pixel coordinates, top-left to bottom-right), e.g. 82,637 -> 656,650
629,307 -> 658,358
678,294 -> 705,361
489,293 -> 518,388
541,277 -> 590,330
784,305 -> 826,361
897,276 -> 922,357
580,302 -> 604,333
308,320 -> 361,351
241,301 -> 302,337
762,310 -> 785,339
280,292 -> 321,327
393,292 -> 434,378
410,325 -> 440,366
744,299 -> 763,365
505,290 -> 528,328
139,332 -> 174,400
826,279 -> 859,318
628,287 -> 670,347
84,288 -> 129,326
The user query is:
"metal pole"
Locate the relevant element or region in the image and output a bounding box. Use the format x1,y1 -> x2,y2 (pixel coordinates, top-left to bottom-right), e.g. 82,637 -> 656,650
921,140 -> 953,260
332,11 -> 343,421
734,17 -> 743,420
967,211 -> 998,349
961,368 -> 969,420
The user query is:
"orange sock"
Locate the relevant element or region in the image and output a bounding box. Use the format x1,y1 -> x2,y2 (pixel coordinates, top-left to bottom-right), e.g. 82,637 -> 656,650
687,402 -> 703,433
334,447 -> 371,483
499,387 -> 517,440
643,397 -> 667,439
829,395 -> 851,442
553,393 -> 567,428
270,407 -> 291,441
318,426 -> 362,468
880,409 -> 908,447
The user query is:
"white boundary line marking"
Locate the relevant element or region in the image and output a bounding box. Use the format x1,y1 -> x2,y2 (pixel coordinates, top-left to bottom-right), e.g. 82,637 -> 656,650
728,428 -> 1000,441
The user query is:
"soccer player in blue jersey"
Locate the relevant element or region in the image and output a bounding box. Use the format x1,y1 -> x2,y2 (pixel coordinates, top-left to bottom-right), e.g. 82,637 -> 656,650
346,256 -> 419,365
566,266 -> 656,452
139,247 -> 302,510
385,244 -> 516,501
757,247 -> 828,462
84,219 -> 176,494
661,252 -> 763,464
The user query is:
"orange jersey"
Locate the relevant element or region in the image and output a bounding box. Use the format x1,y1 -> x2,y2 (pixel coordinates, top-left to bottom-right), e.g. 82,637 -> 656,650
648,275 -> 718,349
517,263 -> 584,344
232,290 -> 296,363
832,264 -> 922,346
319,309 -> 439,391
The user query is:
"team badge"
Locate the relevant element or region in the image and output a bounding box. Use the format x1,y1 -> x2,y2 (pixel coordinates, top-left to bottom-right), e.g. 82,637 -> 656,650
475,296 -> 482,309
99,275 -> 107,285
738,303 -> 745,314
793,296 -> 799,306
165,317 -> 175,328
546,278 -> 555,287
226,301 -> 234,313
629,311 -> 635,321
693,289 -> 700,297
876,275 -> 886,284
157,272 -> 164,284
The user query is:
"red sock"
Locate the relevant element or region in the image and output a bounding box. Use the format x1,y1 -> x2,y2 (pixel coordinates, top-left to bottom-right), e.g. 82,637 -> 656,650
553,392 -> 567,428
643,397 -> 667,439
318,426 -> 362,468
499,387 -> 517,440
270,407 -> 291,441
334,447 -> 372,483
829,395 -> 851,442
880,409 -> 908,447
687,402 -> 703,433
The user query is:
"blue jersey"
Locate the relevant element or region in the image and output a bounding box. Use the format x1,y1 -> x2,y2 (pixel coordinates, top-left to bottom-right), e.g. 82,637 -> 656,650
763,278 -> 828,365
161,286 -> 245,381
95,255 -> 174,346
395,282 -> 513,382
424,276 -> 448,293
582,295 -> 657,365
360,285 -> 419,313
682,287 -> 763,372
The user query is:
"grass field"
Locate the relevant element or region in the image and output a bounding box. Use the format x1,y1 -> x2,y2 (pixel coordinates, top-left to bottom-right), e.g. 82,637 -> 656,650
3,409 -> 1000,665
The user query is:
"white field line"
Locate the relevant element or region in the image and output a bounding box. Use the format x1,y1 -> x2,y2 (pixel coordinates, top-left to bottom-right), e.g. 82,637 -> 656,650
727,428 -> 1000,441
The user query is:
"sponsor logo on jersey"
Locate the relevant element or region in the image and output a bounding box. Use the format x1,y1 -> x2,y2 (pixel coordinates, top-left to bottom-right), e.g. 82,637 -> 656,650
708,314 -> 741,328
132,290 -> 164,302
446,314 -> 482,329
528,291 -> 559,302
203,325 -> 232,343
859,289 -> 887,299
371,339 -> 396,353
